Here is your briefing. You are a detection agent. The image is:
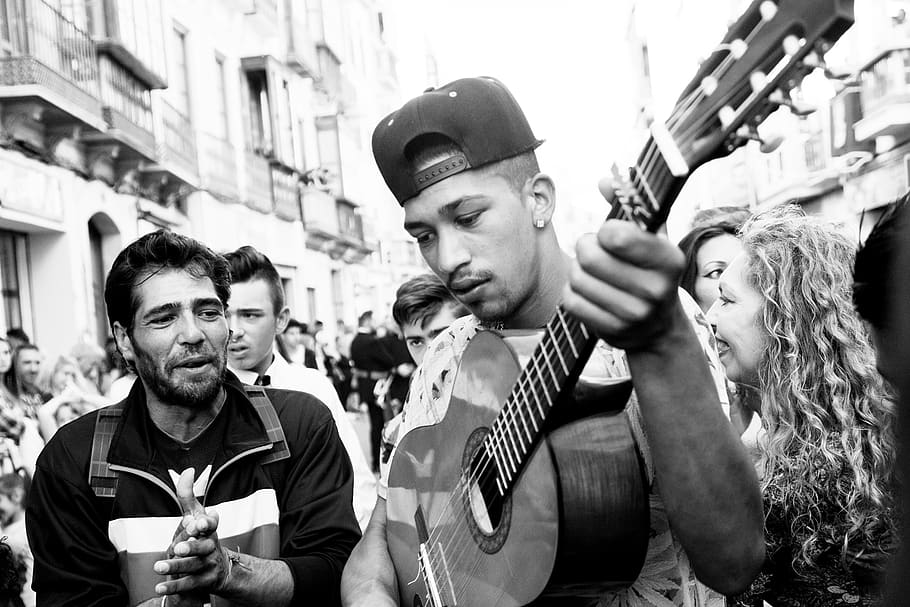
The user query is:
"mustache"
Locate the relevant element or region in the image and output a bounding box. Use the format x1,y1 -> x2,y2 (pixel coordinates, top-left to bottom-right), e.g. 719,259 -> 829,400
167,345 -> 223,370
447,270 -> 492,291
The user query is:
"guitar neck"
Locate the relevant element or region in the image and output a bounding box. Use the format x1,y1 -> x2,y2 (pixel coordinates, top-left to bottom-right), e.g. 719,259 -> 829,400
484,307 -> 597,496
606,136 -> 687,233
484,140 -> 686,497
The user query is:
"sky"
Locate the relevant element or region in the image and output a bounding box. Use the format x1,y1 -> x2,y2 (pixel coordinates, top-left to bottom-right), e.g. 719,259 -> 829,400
385,0 -> 644,248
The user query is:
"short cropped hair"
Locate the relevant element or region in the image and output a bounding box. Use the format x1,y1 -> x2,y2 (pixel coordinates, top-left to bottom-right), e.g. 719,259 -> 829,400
224,245 -> 285,316
405,134 -> 539,196
393,274 -> 468,329
5,328 -> 29,345
854,193 -> 910,328
104,229 -> 231,332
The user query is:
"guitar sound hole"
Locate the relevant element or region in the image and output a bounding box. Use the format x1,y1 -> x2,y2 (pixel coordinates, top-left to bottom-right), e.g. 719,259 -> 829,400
467,452 -> 504,533
461,427 -> 512,554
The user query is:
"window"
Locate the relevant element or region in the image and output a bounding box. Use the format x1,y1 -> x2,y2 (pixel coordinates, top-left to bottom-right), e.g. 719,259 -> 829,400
281,79 -> 295,164
315,115 -> 343,195
0,231 -> 28,335
213,54 -> 229,139
245,68 -> 272,154
88,221 -> 108,342
169,23 -> 191,119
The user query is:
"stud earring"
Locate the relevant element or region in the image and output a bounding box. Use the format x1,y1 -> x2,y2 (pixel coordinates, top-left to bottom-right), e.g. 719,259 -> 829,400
534,218 -> 545,229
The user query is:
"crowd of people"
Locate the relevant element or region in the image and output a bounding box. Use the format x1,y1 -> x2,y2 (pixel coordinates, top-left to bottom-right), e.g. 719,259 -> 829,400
0,75 -> 903,606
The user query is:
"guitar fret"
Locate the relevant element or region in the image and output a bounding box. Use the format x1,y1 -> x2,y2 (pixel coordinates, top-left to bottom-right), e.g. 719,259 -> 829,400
557,309 -> 580,359
502,421 -> 521,477
530,357 -> 549,415
489,433 -> 509,485
631,164 -> 659,216
546,324 -> 570,377
522,378 -> 543,433
539,344 -> 560,388
497,424 -> 518,479
579,322 -> 590,340
513,393 -> 533,445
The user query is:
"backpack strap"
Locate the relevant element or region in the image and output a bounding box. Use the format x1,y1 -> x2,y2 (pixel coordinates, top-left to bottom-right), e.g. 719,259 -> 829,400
88,387 -> 289,498
241,385 -> 290,465
88,402 -> 125,498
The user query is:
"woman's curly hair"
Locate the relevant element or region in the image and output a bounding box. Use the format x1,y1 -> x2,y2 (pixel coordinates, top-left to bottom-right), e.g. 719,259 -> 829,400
740,206 -> 897,573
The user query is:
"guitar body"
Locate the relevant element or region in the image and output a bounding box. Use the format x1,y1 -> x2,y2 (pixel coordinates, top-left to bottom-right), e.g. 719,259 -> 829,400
387,331 -> 649,607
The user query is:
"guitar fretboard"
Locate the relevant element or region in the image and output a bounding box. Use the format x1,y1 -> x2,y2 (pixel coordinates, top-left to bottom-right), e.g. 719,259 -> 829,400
483,307 -> 597,496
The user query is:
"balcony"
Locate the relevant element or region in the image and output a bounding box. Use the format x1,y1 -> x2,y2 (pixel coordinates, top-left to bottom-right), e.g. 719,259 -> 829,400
244,148 -> 273,213
285,0 -> 318,78
93,0 -> 167,89
83,54 -> 155,161
0,0 -> 105,150
272,166 -> 300,221
803,131 -> 827,173
302,189 -> 373,262
197,132 -> 239,201
146,99 -> 198,184
855,46 -> 910,142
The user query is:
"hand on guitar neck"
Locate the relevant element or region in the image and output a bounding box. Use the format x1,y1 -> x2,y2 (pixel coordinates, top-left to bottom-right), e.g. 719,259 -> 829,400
564,217 -> 765,594
563,219 -> 687,353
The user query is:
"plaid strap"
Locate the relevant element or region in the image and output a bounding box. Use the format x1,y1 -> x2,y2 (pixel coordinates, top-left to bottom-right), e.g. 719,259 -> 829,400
88,402 -> 125,498
242,386 -> 290,465
88,387 -> 290,498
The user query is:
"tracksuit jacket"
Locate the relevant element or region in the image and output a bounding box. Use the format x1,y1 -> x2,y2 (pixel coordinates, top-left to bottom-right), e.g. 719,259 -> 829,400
25,372 -> 361,606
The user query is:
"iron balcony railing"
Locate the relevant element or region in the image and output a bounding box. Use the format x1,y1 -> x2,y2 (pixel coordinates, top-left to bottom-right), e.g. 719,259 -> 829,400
0,0 -> 101,114
244,148 -> 273,213
157,98 -> 198,175
272,166 -> 300,221
197,131 -> 239,200
98,53 -> 154,155
861,47 -> 910,116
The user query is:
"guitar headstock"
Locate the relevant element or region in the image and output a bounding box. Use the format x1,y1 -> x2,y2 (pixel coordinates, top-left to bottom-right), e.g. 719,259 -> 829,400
675,0 -> 854,170
607,0 -> 854,231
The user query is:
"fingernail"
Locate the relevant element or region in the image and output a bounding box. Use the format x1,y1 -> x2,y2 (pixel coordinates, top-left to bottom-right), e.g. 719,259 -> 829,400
154,561 -> 168,574
155,584 -> 166,594
175,543 -> 188,556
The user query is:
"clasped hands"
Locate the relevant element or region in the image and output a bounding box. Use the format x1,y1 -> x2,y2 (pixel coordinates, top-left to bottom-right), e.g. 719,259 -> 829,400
153,468 -> 229,604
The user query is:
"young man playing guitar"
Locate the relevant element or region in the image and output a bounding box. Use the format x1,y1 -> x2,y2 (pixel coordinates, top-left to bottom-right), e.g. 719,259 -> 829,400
341,76 -> 764,607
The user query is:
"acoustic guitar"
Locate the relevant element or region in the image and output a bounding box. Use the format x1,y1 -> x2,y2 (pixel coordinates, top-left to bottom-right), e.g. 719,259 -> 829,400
386,1 -> 855,605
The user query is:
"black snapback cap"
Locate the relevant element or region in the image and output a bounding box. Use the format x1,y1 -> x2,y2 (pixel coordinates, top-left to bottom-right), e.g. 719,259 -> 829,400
372,77 -> 543,205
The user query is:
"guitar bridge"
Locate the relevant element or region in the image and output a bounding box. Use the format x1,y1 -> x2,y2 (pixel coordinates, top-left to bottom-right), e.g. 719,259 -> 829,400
414,505 -> 455,607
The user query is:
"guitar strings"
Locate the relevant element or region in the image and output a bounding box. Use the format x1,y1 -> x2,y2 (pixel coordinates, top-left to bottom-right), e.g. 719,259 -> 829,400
420,315 -> 590,598
444,316 -> 591,599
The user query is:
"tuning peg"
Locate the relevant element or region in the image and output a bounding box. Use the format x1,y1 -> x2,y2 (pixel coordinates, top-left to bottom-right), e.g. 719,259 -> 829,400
750,71 -> 768,92
714,39 -> 748,60
768,90 -> 817,117
782,35 -> 802,57
735,125 -> 783,153
800,51 -> 854,83
759,1 -> 778,21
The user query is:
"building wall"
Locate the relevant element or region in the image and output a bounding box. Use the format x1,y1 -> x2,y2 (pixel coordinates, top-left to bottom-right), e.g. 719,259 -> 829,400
0,0 -> 403,363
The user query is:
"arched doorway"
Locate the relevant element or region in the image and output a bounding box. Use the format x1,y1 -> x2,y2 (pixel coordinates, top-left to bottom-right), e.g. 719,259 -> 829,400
87,213 -> 121,345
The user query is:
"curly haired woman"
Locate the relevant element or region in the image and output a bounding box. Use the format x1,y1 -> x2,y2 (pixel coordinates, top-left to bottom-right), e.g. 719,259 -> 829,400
707,206 -> 897,606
